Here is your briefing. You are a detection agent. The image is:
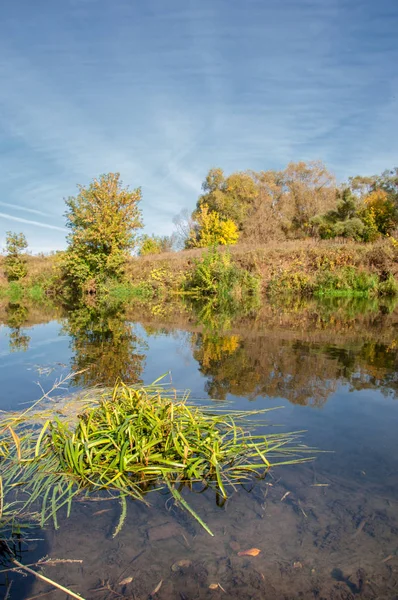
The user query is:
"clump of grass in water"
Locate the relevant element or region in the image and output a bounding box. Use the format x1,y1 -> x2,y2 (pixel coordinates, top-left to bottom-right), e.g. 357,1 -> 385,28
1,379 -> 314,537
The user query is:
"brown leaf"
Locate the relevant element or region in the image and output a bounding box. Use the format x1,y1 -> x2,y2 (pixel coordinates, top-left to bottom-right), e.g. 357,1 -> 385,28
119,576 -> 133,585
171,560 -> 192,572
237,548 -> 261,557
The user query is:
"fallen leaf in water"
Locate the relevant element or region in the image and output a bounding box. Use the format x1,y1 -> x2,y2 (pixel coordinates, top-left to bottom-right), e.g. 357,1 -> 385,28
151,580 -> 163,596
171,559 -> 192,572
237,548 -> 261,557
280,491 -> 291,502
119,576 -> 133,585
93,509 -> 112,516
209,583 -> 226,593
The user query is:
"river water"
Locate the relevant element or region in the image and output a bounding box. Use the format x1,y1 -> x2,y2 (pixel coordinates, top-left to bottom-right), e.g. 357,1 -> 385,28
0,298 -> 398,599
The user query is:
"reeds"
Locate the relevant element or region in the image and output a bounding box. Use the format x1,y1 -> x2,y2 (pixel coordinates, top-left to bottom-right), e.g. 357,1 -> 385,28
0,380 -> 314,537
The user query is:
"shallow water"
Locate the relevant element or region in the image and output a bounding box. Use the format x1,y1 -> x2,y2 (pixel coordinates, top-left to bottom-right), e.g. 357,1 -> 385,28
1,299 -> 398,599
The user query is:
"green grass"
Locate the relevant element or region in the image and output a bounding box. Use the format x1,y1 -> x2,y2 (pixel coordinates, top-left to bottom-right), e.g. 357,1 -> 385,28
27,284 -> 45,302
268,266 -> 398,299
0,282 -> 24,303
0,379 -> 313,537
0,282 -> 47,303
99,280 -> 155,305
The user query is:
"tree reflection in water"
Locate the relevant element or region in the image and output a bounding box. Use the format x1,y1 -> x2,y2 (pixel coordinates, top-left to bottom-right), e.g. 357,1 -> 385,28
5,303 -> 31,353
63,301 -> 147,388
187,297 -> 398,406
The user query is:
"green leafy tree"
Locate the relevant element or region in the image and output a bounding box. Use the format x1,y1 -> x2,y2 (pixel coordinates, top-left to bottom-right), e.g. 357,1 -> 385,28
3,231 -> 28,281
138,234 -> 174,256
310,189 -> 364,240
195,169 -> 259,229
62,173 -> 143,292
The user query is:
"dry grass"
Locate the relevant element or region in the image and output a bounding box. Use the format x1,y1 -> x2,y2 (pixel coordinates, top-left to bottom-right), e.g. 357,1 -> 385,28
126,238 -> 398,291
0,253 -> 58,285
1,239 -> 397,294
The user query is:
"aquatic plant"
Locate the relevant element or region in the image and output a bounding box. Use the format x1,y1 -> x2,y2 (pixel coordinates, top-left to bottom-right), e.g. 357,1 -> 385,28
0,379 -> 313,538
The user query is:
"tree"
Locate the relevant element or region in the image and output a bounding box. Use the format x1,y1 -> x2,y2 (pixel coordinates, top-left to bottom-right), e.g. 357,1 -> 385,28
309,189 -> 365,240
363,189 -> 397,235
195,168 -> 259,229
3,231 -> 28,281
192,162 -> 337,243
62,173 -> 142,292
187,204 -> 239,248
278,161 -> 336,233
138,234 -> 174,256
349,168 -> 398,202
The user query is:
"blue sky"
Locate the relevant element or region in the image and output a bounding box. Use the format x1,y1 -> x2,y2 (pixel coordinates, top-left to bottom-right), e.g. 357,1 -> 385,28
0,0 -> 397,253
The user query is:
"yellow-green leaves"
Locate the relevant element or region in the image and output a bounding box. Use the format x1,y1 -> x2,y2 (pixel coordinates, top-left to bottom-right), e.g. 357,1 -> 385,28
187,204 -> 239,248
62,173 -> 143,291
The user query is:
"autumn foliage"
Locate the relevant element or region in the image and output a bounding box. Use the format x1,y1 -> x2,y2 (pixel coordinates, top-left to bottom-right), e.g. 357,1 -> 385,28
183,163 -> 398,247
62,173 -> 142,292
187,204 -> 239,248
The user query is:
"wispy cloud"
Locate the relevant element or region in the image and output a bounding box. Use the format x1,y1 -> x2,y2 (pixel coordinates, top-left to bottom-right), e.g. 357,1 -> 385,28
0,0 -> 397,251
0,201 -> 53,218
0,212 -> 67,232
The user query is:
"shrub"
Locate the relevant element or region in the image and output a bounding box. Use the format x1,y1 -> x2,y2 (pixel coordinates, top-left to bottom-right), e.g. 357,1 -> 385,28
314,266 -> 378,297
138,234 -> 174,256
378,273 -> 398,296
184,247 -> 259,306
3,232 -> 28,281
268,270 -> 313,296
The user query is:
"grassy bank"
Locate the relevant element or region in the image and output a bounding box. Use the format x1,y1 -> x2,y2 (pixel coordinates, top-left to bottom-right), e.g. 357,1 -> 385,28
1,239 -> 398,302
125,239 -> 398,300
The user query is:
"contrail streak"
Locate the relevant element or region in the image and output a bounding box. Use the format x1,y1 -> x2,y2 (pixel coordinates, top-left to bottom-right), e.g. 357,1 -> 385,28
0,201 -> 52,218
0,212 -> 66,232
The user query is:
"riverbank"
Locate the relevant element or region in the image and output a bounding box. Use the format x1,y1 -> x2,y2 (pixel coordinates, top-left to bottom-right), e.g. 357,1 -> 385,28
1,239 -> 398,301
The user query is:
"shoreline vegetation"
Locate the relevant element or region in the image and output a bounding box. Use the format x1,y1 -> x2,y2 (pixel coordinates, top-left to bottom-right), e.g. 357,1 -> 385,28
0,163 -> 397,307
1,237 -> 398,306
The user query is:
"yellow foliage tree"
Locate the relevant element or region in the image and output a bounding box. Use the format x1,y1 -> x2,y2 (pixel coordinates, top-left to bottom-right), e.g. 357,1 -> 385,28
363,190 -> 397,235
188,204 -> 239,248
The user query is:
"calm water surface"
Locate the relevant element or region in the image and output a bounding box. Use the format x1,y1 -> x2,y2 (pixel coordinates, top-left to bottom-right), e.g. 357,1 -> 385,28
1,300 -> 398,599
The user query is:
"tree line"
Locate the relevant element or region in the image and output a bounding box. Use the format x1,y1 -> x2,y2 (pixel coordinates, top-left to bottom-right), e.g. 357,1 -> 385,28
2,162 -> 398,294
